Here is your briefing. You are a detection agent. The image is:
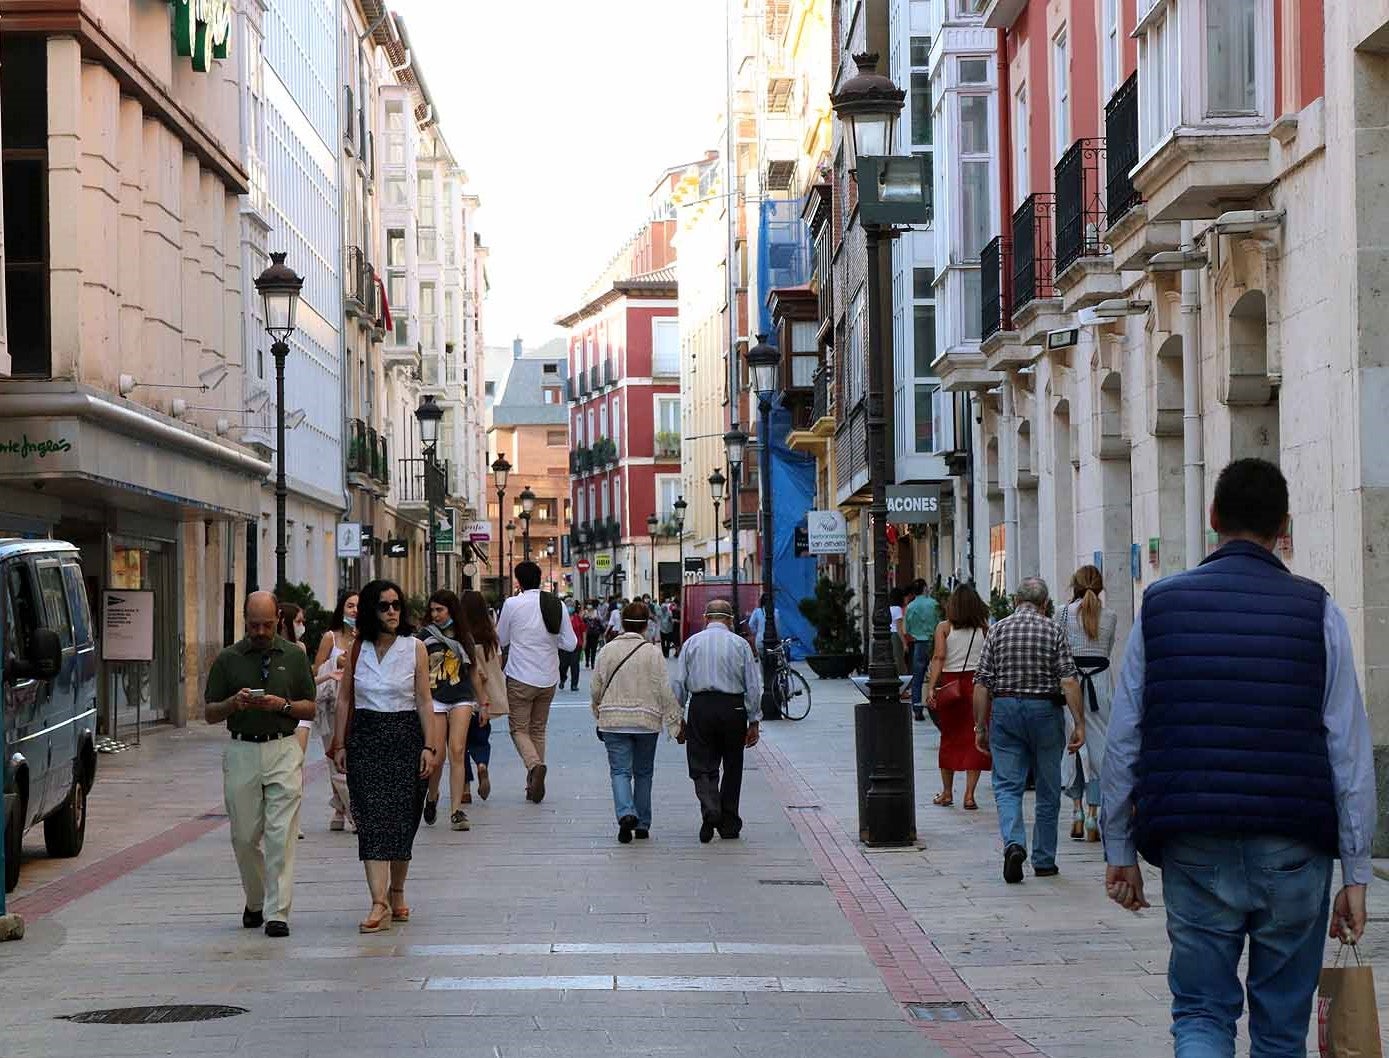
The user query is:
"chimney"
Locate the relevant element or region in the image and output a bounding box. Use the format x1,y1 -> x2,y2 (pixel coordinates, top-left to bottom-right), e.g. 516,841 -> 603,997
513,337 -> 523,359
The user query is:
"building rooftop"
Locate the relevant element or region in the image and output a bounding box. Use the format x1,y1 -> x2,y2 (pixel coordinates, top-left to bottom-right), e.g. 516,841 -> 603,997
491,356 -> 569,427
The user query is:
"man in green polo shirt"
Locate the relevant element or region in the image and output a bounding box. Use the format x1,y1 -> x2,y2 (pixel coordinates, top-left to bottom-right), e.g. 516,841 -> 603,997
904,579 -> 940,722
205,591 -> 315,937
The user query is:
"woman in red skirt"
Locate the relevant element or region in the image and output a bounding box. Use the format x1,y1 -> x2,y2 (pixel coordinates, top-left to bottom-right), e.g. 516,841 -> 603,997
924,585 -> 991,809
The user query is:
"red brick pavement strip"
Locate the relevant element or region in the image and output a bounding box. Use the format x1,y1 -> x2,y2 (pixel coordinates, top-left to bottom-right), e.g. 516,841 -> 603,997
755,738 -> 1043,1058
10,759 -> 328,922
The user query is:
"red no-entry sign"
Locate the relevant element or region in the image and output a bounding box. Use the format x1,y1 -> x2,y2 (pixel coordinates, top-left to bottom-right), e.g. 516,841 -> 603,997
576,558 -> 591,573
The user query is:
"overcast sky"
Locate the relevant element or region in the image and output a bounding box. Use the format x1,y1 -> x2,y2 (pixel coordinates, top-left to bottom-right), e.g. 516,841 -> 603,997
389,0 -> 728,349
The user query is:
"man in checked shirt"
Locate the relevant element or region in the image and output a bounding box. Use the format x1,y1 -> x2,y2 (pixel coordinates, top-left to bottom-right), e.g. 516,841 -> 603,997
972,577 -> 1085,883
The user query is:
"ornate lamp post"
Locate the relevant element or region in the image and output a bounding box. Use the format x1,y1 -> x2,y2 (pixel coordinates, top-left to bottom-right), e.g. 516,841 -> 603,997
519,485 -> 536,560
832,52 -> 929,846
723,428 -> 748,633
253,252 -> 304,594
415,394 -> 444,596
673,495 -> 688,643
707,468 -> 726,577
505,520 -> 516,590
491,455 -> 510,599
746,334 -> 782,721
646,512 -> 659,599
577,524 -> 591,601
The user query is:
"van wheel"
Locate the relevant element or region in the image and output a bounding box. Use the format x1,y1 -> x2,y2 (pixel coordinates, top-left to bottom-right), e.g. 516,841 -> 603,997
3,800 -> 20,892
43,779 -> 86,858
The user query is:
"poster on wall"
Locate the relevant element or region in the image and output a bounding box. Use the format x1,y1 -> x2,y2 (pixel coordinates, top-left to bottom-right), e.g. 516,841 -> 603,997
101,589 -> 154,663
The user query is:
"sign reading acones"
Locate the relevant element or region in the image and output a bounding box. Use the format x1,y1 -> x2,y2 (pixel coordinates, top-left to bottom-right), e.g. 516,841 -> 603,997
172,0 -> 231,73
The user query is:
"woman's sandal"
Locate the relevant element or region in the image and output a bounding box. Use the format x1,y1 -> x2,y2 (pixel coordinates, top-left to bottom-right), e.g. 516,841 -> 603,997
962,797 -> 979,811
932,792 -> 953,807
389,888 -> 411,922
359,901 -> 392,934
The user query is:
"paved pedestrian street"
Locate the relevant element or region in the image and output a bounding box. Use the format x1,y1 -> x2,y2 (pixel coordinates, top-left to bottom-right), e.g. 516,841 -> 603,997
2,671 -> 1385,1057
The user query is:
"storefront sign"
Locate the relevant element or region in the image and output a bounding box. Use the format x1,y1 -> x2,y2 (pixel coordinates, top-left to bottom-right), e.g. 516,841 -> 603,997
594,553 -> 613,573
684,556 -> 705,574
102,590 -> 155,663
385,539 -> 408,558
463,520 -> 491,542
1148,536 -> 1160,567
172,0 -> 232,73
885,485 -> 941,524
336,522 -> 363,559
0,434 -> 72,459
806,510 -> 848,553
435,510 -> 456,552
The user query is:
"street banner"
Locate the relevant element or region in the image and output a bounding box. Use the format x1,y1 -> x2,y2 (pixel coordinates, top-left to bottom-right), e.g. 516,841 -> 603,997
561,536 -> 571,567
595,553 -> 613,573
435,510 -> 456,553
102,589 -> 154,663
807,510 -> 848,554
885,484 -> 941,524
336,522 -> 363,559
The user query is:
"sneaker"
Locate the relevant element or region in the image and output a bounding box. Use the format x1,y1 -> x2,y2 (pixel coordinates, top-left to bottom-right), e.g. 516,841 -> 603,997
1003,843 -> 1026,884
423,799 -> 438,826
242,907 -> 264,929
618,815 -> 637,844
450,810 -> 471,831
1034,865 -> 1060,878
913,707 -> 926,722
634,828 -> 650,840
527,764 -> 548,804
264,920 -> 290,938
477,764 -> 491,801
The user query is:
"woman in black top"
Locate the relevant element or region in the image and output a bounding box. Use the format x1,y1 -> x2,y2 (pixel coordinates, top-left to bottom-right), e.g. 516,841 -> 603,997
420,589 -> 477,832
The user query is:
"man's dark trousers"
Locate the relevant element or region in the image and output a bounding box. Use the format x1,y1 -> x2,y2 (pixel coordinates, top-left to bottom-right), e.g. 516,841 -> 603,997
685,691 -> 748,835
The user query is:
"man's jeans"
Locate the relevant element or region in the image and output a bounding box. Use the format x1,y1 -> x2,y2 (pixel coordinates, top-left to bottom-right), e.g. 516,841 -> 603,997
988,696 -> 1064,869
1162,833 -> 1332,1058
603,732 -> 659,828
910,640 -> 933,707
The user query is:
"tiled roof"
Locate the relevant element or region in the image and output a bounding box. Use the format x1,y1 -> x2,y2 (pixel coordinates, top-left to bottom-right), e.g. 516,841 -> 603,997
491,358 -> 569,426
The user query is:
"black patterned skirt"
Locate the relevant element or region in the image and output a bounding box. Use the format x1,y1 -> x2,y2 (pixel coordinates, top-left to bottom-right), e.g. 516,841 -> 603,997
346,709 -> 427,862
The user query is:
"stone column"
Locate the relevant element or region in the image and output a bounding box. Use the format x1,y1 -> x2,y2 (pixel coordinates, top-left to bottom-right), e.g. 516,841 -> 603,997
46,37 -> 83,378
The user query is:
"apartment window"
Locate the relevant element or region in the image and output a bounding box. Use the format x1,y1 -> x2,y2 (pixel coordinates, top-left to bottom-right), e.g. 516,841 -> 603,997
386,106 -> 405,165
612,478 -> 622,523
420,283 -> 436,319
913,267 -> 936,299
910,69 -> 933,146
957,0 -> 987,13
1052,28 -> 1070,159
543,388 -> 559,405
419,172 -> 435,221
387,230 -> 405,268
960,95 -> 989,154
913,305 -> 936,377
1102,0 -> 1121,99
1206,0 -> 1259,115
573,413 -> 583,446
385,176 -> 406,206
387,275 -> 407,315
656,396 -> 680,436
846,287 -> 866,407
652,317 -> 680,375
547,429 -> 566,446
914,383 -> 939,453
909,35 -> 931,67
1013,85 -> 1029,205
599,404 -> 608,438
959,59 -> 988,84
960,160 -> 991,260
586,409 -> 595,439
1138,6 -> 1180,152
962,270 -> 982,341
611,401 -> 621,449
601,480 -> 610,520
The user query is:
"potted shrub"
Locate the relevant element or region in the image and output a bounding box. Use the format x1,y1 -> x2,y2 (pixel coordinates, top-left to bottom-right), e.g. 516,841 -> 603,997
798,577 -> 863,678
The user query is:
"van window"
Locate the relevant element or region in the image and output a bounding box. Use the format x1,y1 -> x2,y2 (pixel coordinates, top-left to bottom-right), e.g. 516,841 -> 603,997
5,561 -> 40,660
36,562 -> 73,648
61,562 -> 91,646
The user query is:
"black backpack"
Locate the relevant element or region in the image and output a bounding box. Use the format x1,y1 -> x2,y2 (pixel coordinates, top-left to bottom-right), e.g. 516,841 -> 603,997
538,591 -> 564,635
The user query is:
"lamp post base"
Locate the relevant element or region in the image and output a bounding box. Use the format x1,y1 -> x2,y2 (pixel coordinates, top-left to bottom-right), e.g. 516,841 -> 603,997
853,687 -> 917,847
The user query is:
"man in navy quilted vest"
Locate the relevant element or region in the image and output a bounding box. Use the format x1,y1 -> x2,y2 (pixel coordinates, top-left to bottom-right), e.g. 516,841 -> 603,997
1102,458 -> 1376,1057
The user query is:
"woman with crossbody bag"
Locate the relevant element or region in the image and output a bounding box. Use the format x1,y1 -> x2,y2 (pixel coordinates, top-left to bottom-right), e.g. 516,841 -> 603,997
1056,565 -> 1117,842
924,584 -> 992,810
590,602 -> 684,844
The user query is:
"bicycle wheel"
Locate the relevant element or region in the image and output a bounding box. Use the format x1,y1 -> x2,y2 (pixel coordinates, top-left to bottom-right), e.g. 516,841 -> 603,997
781,668 -> 812,721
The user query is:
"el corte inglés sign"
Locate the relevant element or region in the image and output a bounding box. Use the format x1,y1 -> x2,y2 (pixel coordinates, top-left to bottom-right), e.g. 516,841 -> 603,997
172,0 -> 231,73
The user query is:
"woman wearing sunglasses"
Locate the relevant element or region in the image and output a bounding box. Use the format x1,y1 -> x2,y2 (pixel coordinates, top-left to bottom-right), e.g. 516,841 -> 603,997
330,579 -> 441,933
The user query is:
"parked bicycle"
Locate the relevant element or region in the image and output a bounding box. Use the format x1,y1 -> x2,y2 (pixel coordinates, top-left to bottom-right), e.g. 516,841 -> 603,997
765,637 -> 812,721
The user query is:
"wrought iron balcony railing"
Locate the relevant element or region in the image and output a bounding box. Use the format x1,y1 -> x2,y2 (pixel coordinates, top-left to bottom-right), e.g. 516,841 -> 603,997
981,235 -> 1012,340
812,364 -> 828,422
397,456 -> 449,506
345,245 -> 368,308
1011,193 -> 1057,313
347,418 -> 369,475
1106,72 -> 1142,228
1055,138 -> 1108,275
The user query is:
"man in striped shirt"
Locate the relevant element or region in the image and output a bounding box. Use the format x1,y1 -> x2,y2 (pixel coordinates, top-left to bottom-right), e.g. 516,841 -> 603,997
672,599 -> 763,843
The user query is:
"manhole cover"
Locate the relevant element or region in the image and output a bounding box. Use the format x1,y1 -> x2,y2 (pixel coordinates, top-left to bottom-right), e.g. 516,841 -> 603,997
758,879 -> 826,886
59,1005 -> 248,1025
907,1002 -> 978,1022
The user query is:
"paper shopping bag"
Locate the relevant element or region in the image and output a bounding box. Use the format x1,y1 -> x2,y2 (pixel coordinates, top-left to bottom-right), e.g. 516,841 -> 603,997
1318,946 -> 1383,1058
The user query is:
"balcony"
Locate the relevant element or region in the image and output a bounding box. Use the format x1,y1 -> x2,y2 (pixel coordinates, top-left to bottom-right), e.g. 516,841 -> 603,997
603,360 -> 614,387
1009,193 -> 1067,344
981,236 -> 1011,341
1054,139 -> 1126,312
589,365 -> 600,392
590,437 -> 617,468
570,445 -> 591,476
1106,74 -> 1142,230
654,431 -> 680,459
347,418 -> 370,477
345,245 -> 368,315
397,456 -> 449,510
367,427 -> 382,480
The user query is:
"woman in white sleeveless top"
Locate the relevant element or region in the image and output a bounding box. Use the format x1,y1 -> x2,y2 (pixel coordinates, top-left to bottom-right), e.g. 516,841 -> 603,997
923,584 -> 992,810
1056,565 -> 1118,842
313,591 -> 357,831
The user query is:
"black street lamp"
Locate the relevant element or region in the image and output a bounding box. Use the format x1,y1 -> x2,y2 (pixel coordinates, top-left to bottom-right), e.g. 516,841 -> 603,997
646,512 -> 659,599
253,252 -> 304,594
505,520 -> 516,591
415,393 -> 444,596
723,428 -> 748,634
746,334 -> 783,721
832,52 -> 927,847
491,455 -> 510,599
707,468 -> 725,578
519,485 -> 536,560
577,523 -> 590,601
673,495 -> 688,644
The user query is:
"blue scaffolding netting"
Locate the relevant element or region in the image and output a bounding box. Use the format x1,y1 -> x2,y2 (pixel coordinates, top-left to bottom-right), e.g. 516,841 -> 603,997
769,402 -> 817,661
757,197 -> 811,338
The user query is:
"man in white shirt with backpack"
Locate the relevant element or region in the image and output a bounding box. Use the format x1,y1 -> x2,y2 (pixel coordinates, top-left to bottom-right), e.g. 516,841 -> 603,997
496,561 -> 578,802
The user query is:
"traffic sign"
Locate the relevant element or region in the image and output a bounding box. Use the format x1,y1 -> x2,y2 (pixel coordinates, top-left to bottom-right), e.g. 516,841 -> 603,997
595,553 -> 613,573
576,558 -> 591,573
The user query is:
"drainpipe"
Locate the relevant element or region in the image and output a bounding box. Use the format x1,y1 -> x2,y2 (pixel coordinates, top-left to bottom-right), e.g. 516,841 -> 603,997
997,29 -> 1012,230
1001,381 -> 1020,592
1180,220 -> 1205,568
